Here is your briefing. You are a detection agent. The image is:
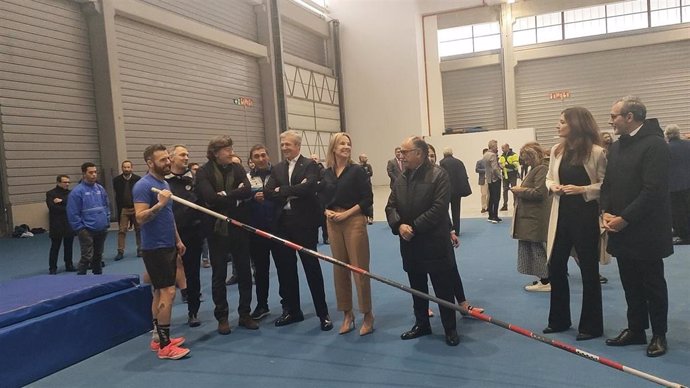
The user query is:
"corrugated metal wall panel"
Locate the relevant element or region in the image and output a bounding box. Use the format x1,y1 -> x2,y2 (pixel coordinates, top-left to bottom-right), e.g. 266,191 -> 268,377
137,0 -> 259,42
282,19 -> 327,67
516,40 -> 690,149
442,64 -> 506,132
115,17 -> 265,171
0,0 -> 100,205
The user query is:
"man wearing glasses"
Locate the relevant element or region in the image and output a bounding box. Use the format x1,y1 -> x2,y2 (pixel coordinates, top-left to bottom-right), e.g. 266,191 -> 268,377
46,175 -> 76,274
385,136 -> 459,346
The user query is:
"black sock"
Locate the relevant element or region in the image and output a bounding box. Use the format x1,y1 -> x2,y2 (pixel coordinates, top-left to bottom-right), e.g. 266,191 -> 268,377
540,278 -> 549,285
157,324 -> 171,348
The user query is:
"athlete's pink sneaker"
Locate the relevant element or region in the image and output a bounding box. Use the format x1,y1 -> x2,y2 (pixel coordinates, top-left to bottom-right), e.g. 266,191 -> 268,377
157,343 -> 190,360
150,337 -> 185,352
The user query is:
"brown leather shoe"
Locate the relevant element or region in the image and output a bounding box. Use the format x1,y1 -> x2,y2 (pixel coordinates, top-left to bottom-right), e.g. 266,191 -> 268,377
217,318 -> 232,335
238,315 -> 259,330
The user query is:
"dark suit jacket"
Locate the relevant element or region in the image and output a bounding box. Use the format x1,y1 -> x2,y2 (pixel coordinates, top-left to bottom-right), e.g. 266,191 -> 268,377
385,161 -> 454,273
112,173 -> 141,220
667,138 -> 690,192
46,185 -> 75,238
600,118 -> 673,260
439,155 -> 471,197
386,158 -> 402,189
265,154 -> 321,229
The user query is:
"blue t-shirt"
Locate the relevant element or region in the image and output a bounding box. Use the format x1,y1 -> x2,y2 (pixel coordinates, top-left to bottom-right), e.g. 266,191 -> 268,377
133,174 -> 176,250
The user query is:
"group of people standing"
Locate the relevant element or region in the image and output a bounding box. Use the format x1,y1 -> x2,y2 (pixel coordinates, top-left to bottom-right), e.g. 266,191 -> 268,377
42,95 -> 679,360
508,96 -> 674,358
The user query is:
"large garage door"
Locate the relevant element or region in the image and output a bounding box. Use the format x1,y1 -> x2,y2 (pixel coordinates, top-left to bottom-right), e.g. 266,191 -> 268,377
115,17 -> 265,169
516,40 -> 690,148
282,19 -> 327,67
0,0 -> 100,205
442,64 -> 506,132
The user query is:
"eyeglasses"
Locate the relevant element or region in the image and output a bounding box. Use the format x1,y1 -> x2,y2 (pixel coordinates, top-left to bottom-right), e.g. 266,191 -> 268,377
399,148 -> 419,155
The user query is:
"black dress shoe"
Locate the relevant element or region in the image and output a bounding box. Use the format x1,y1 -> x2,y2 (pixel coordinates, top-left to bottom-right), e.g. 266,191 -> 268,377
543,326 -> 569,334
605,329 -> 647,346
646,335 -> 667,357
319,315 -> 333,331
445,330 -> 460,346
274,311 -> 304,327
576,332 -> 602,341
400,324 -> 432,340
65,265 -> 77,272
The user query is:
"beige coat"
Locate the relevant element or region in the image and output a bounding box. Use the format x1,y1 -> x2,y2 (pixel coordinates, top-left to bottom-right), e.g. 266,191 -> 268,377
545,144 -> 607,261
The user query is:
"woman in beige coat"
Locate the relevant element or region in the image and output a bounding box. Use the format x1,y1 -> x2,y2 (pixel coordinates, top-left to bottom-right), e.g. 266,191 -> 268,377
511,142 -> 551,292
544,107 -> 607,341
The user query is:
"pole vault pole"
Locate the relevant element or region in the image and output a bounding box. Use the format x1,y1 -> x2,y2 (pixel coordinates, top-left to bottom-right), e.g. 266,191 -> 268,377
152,188 -> 687,388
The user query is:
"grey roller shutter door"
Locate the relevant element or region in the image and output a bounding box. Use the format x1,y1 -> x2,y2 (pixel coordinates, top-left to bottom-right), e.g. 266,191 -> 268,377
442,65 -> 506,132
115,17 -> 265,168
516,40 -> 690,149
0,0 -> 100,204
281,20 -> 327,67
137,0 -> 258,42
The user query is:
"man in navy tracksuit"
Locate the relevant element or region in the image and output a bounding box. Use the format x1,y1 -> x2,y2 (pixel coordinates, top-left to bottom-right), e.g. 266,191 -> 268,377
67,162 -> 111,275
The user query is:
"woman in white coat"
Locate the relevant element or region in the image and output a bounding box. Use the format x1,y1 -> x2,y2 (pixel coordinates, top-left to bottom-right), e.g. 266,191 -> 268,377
544,107 -> 607,341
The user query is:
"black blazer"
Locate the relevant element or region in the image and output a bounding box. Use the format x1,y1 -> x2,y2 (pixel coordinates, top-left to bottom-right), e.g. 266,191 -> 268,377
265,155 -> 321,229
113,173 -> 141,219
439,155 -> 472,197
46,186 -> 75,238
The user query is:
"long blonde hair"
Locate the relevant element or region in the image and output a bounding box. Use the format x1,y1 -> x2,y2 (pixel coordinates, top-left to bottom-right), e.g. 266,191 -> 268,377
326,132 -> 353,169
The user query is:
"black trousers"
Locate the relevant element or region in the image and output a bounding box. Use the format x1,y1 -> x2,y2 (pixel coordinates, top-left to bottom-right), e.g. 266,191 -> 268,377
487,181 -> 501,220
49,236 -> 74,271
670,189 -> 690,240
449,195 -> 462,235
250,233 -> 283,309
274,215 -> 328,318
451,259 -> 466,304
208,228 -> 254,320
548,209 -> 603,335
617,257 -> 668,335
408,269 -> 456,332
180,228 -> 203,316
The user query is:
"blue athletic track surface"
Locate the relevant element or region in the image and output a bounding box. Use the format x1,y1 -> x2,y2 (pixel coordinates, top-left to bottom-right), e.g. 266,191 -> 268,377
1,218 -> 688,387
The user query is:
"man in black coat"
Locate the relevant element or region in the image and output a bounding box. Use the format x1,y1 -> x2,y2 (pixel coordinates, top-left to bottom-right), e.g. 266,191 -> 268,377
665,124 -> 690,245
439,147 -> 472,235
386,136 -> 459,346
195,136 -> 256,334
601,96 -> 673,357
46,174 -> 76,274
265,130 -> 332,331
166,145 -> 204,327
112,160 -> 141,261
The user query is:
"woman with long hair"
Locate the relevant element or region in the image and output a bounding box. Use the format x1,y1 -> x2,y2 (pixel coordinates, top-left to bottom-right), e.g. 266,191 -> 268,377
544,107 -> 607,341
322,133 -> 375,336
511,142 -> 551,292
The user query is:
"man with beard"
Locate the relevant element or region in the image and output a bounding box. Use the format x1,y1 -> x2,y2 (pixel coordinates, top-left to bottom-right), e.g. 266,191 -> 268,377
113,160 -> 141,261
195,136 -> 256,334
133,144 -> 190,360
166,144 -> 204,327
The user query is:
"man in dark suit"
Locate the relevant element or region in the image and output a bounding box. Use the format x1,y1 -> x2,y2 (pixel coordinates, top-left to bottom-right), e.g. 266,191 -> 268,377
386,136 -> 459,347
601,96 -> 673,357
112,160 -> 141,261
439,147 -> 472,235
665,124 -> 690,245
46,174 -> 76,274
386,147 -> 403,189
265,130 -> 332,331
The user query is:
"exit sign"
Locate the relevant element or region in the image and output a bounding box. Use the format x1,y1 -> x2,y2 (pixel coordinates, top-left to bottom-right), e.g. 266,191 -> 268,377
549,91 -> 571,101
233,97 -> 254,107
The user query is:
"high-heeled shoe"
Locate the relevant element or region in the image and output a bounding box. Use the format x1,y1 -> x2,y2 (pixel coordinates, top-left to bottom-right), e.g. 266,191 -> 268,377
359,312 -> 375,336
339,312 -> 355,335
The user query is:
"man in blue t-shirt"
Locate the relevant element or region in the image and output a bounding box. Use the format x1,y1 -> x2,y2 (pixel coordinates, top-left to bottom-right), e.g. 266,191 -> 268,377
133,144 -> 189,360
